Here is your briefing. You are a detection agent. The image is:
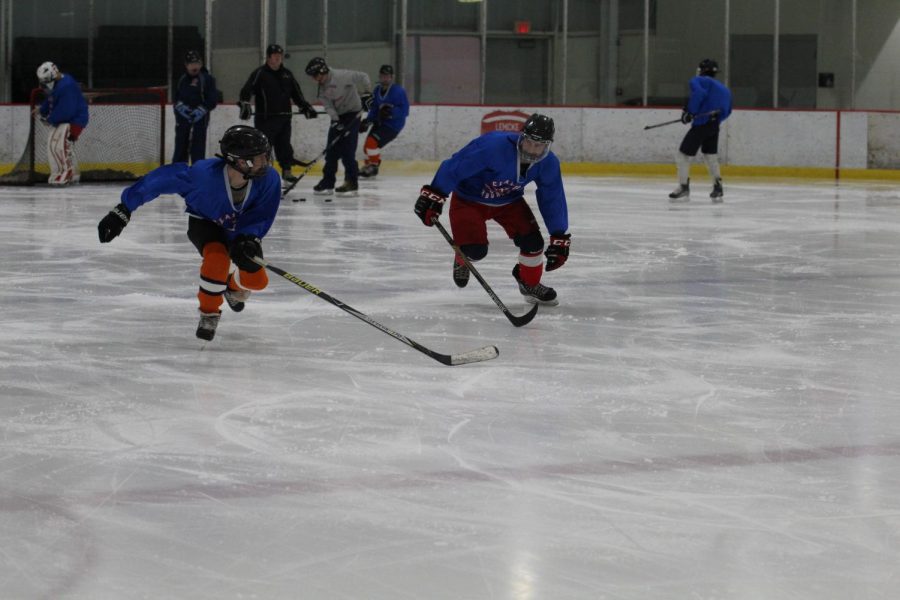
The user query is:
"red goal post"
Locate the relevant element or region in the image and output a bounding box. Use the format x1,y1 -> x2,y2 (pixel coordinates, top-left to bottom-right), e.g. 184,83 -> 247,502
0,86 -> 166,185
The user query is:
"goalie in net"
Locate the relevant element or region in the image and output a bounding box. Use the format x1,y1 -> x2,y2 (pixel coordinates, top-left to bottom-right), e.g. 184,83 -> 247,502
32,62 -> 89,185
0,77 -> 165,185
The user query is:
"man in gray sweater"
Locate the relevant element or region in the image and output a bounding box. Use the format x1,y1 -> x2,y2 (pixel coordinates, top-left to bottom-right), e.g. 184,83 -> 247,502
305,57 -> 372,197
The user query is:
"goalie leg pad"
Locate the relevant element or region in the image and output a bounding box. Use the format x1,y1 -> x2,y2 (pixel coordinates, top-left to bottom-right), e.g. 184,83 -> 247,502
47,124 -> 75,185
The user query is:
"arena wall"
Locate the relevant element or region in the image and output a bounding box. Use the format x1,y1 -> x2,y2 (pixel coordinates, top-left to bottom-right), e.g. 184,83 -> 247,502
3,104 -> 899,178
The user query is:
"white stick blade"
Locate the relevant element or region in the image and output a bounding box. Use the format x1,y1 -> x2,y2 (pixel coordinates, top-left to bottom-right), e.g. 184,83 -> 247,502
450,346 -> 500,366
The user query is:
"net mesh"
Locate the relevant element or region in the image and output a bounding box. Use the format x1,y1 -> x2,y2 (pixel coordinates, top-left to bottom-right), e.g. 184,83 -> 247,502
0,87 -> 165,185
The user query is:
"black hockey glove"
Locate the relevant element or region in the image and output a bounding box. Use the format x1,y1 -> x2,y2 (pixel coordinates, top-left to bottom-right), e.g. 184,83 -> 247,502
414,185 -> 446,227
238,101 -> 252,121
300,103 -> 318,119
360,92 -> 374,111
544,233 -> 571,272
378,104 -> 393,121
680,110 -> 693,124
229,235 -> 263,273
330,121 -> 345,134
98,203 -> 131,243
359,118 -> 371,134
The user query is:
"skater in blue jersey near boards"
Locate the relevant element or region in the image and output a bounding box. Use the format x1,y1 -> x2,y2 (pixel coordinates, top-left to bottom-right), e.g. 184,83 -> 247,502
97,125 -> 281,341
414,113 -> 571,306
669,58 -> 733,203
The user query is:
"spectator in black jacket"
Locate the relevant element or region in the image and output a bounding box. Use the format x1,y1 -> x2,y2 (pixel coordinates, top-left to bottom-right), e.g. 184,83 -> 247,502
238,44 -> 317,182
172,51 -> 219,164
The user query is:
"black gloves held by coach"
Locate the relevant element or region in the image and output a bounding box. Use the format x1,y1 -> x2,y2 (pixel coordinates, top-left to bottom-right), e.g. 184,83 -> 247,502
299,103 -> 318,119
359,118 -> 371,134
680,110 -> 693,124
229,235 -> 263,273
413,185 -> 446,227
544,233 -> 571,271
238,101 -> 252,121
360,92 -> 374,112
98,203 -> 131,243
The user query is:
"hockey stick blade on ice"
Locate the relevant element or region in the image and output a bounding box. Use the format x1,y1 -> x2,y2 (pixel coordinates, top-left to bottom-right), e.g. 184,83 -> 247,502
253,256 -> 499,366
431,218 -> 538,327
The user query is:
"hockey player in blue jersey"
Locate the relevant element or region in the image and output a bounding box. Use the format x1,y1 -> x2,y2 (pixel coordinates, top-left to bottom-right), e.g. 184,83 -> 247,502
359,64 -> 409,179
35,61 -> 89,185
669,58 -> 733,203
414,113 -> 571,306
97,125 -> 281,341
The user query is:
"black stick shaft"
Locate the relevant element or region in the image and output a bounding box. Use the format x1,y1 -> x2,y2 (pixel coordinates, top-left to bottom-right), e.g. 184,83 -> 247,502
253,257 -> 499,366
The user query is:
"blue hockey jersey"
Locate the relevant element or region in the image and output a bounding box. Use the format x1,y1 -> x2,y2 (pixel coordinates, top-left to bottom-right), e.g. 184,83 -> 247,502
367,82 -> 409,132
687,75 -> 732,126
120,158 -> 282,240
39,74 -> 89,128
431,131 -> 569,235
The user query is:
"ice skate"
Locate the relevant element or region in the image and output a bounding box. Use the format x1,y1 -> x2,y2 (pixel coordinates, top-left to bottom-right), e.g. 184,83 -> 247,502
196,311 -> 221,341
335,180 -> 358,197
359,163 -> 379,178
453,258 -> 470,288
313,180 -> 334,195
512,264 -> 558,306
668,181 -> 690,203
710,178 -> 724,203
224,288 -> 250,312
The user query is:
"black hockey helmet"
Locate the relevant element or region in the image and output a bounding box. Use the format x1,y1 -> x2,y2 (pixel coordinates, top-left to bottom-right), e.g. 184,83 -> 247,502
266,44 -> 284,56
218,125 -> 271,179
379,64 -> 394,75
522,113 -> 555,143
698,58 -> 719,77
518,113 -> 554,163
305,56 -> 329,77
184,50 -> 202,64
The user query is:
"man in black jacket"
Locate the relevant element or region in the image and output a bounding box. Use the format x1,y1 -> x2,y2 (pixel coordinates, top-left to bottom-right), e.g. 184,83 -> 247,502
238,44 -> 317,182
172,51 -> 219,164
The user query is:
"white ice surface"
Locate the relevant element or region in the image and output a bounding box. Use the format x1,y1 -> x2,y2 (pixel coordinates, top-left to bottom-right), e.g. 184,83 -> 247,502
2,175 -> 900,599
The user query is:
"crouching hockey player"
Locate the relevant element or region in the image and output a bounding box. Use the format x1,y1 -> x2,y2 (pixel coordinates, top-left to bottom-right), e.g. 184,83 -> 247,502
35,61 -> 89,185
414,113 -> 571,306
97,125 -> 281,341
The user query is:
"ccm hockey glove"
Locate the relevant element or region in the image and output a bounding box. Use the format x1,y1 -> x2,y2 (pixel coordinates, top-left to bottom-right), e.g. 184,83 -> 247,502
414,185 -> 446,226
98,203 -> 131,243
544,233 -> 571,271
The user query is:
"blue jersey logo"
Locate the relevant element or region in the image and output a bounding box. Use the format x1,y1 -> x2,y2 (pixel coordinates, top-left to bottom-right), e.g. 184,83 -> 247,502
481,179 -> 523,199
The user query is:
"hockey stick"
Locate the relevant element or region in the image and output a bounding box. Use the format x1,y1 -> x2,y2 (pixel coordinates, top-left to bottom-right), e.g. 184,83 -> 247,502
252,256 -> 499,366
431,218 -> 539,327
643,110 -> 721,130
251,109 -> 328,117
282,116 -> 361,199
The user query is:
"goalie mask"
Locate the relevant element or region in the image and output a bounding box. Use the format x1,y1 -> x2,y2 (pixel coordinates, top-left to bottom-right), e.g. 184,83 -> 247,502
218,125 -> 272,180
37,62 -> 60,91
518,113 -> 554,164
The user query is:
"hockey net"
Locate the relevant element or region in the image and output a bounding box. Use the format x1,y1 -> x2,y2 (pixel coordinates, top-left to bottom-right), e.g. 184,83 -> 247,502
0,87 -> 165,184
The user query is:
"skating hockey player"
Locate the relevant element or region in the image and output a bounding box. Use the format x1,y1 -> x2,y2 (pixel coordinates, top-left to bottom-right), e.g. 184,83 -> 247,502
97,126 -> 281,341
172,50 -> 219,165
305,57 -> 372,197
34,61 -> 89,185
239,44 -> 318,184
414,113 -> 570,306
358,64 -> 409,179
669,58 -> 733,203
